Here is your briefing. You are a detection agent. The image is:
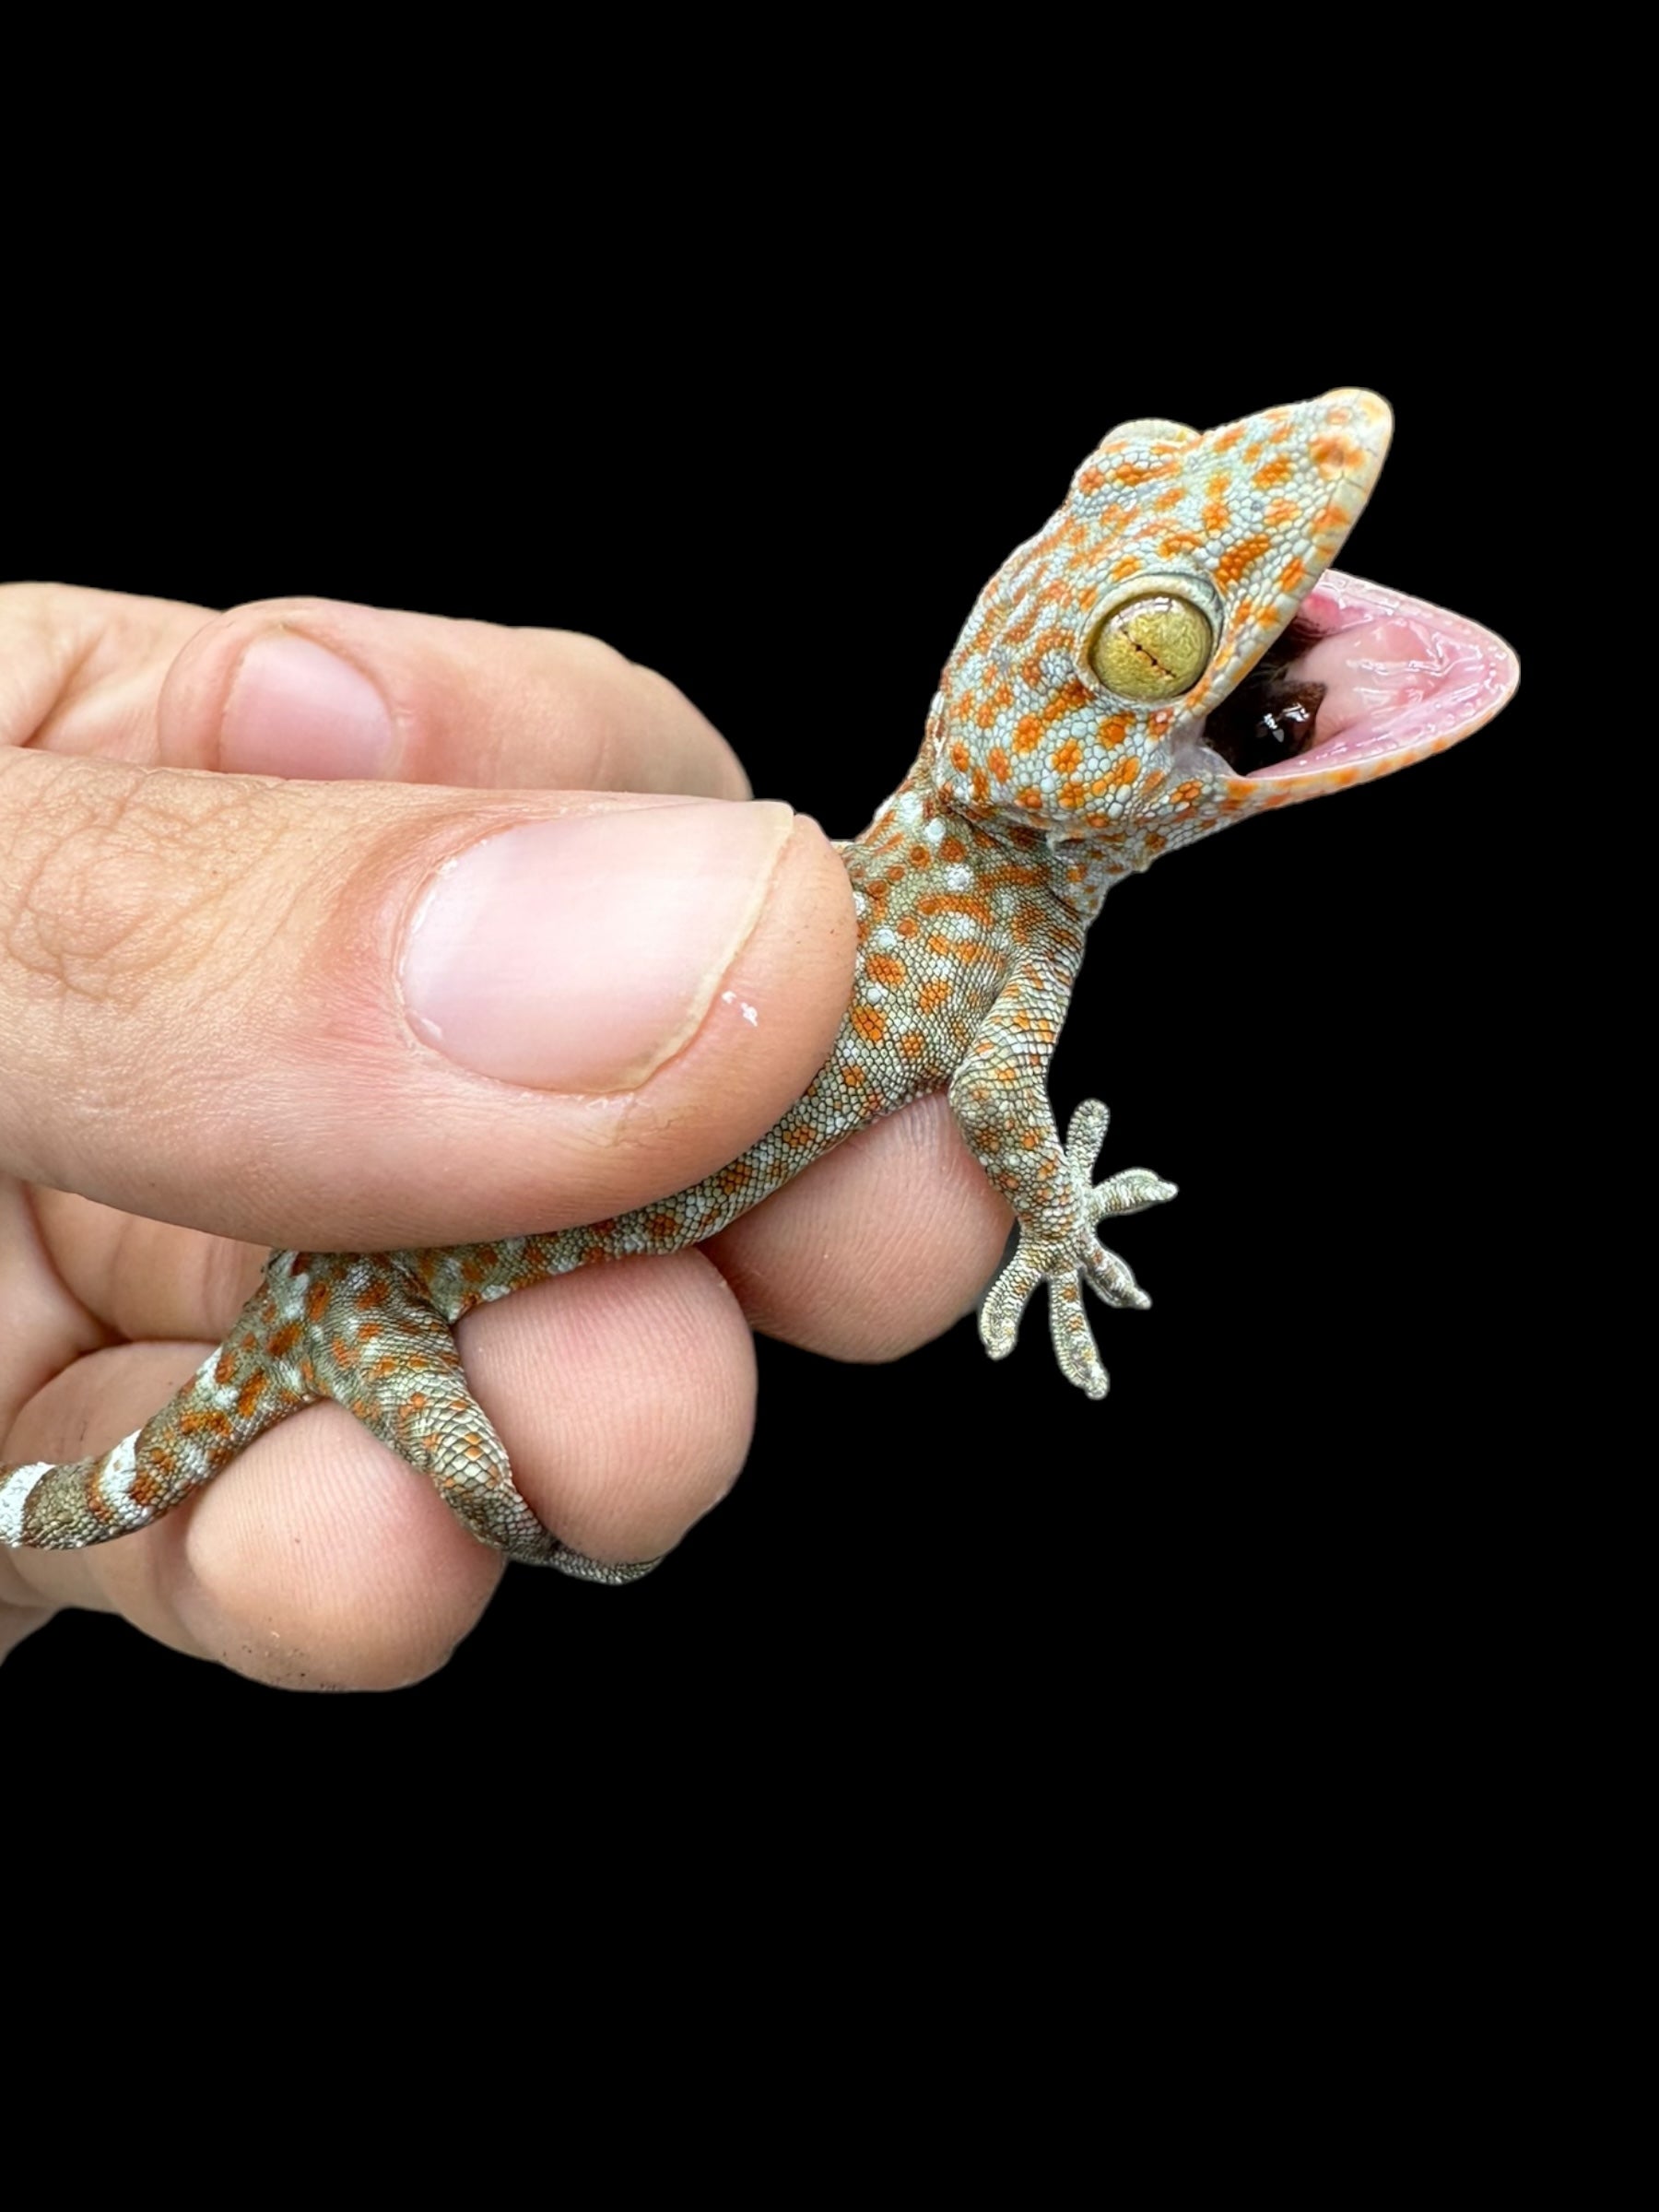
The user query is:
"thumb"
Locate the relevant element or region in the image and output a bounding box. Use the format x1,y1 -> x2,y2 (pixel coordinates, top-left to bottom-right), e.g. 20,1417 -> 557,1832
0,613 -> 853,1251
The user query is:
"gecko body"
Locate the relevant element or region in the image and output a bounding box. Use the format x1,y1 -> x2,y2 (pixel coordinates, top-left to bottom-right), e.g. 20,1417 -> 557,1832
0,391 -> 1519,1575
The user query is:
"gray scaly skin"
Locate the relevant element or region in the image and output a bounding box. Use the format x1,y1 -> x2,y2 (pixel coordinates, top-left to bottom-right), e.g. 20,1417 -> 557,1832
0,389 -> 1520,1575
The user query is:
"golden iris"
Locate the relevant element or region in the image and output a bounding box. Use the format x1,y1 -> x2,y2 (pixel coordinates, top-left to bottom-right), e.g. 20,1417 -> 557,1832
1088,594 -> 1213,700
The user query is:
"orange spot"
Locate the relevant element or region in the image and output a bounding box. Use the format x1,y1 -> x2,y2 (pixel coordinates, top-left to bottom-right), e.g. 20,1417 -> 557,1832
1170,779 -> 1204,807
236,1374 -> 268,1420
1214,533 -> 1273,591
866,952 -> 905,988
919,980 -> 952,1014
1109,556 -> 1141,582
842,1065 -> 865,1088
1159,530 -> 1203,558
1311,431 -> 1363,477
1263,499 -> 1298,528
1202,498 -> 1230,536
925,891 -> 994,925
1017,786 -> 1043,809
1213,425 -> 1242,451
1077,464 -> 1106,494
1051,736 -> 1083,773
899,1030 -> 926,1060
129,1455 -> 172,1510
646,1211 -> 678,1240
1277,557 -> 1305,594
1253,455 -> 1293,488
852,1003 -> 887,1044
949,740 -> 971,772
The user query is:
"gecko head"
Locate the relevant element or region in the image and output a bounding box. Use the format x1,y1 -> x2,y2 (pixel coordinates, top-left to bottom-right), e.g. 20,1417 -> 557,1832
928,389 -> 1519,873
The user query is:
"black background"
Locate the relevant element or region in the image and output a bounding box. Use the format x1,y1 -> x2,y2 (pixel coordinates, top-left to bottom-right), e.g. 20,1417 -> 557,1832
4,265 -> 1546,1793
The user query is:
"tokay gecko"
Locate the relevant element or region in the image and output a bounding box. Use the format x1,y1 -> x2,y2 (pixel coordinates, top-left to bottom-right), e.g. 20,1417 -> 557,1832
0,390 -> 1520,1579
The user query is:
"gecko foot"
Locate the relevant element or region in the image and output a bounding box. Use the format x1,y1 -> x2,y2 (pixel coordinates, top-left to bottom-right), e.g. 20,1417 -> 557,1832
976,1100 -> 1176,1398
264,1251 -> 662,1580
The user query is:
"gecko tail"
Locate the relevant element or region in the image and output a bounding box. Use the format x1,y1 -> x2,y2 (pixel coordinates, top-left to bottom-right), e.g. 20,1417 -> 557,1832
3,1251 -> 658,1581
0,1368 -> 315,1550
0,1274 -> 317,1550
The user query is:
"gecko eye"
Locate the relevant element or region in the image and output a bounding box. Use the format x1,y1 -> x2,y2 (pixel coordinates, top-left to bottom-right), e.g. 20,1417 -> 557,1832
1087,593 -> 1214,700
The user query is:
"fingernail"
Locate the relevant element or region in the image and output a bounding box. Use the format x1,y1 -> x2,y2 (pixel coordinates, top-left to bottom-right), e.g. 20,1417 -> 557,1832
222,633 -> 397,777
401,801 -> 795,1090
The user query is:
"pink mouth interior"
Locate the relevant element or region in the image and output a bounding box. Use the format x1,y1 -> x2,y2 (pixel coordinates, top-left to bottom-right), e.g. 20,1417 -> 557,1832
1241,570 -> 1519,781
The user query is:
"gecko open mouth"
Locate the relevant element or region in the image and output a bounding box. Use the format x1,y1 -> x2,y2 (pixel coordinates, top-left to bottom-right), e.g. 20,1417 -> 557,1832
1202,571 -> 1519,788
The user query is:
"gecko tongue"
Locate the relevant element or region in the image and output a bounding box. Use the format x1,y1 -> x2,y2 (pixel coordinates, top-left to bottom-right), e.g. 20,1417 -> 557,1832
1221,570 -> 1519,785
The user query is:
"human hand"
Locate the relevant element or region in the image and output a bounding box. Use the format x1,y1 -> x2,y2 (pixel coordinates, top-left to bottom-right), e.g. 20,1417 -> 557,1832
0,586 -> 1010,1684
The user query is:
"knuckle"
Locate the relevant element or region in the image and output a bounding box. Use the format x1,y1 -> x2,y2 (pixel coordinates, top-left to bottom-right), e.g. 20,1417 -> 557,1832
0,755 -> 288,1017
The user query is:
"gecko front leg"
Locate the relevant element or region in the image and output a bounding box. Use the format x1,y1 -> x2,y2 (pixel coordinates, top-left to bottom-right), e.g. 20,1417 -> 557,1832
947,924 -> 1176,1398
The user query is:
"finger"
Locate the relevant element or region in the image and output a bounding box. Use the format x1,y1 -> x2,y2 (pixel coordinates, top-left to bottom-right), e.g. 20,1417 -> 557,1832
1,1248 -> 755,1688
706,1095 -> 1014,1360
0,741 -> 853,1250
29,1100 -> 1010,1427
6,583 -> 748,799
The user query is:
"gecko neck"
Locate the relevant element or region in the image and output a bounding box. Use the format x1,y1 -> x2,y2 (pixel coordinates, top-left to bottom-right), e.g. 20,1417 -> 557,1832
841,758 -> 1130,943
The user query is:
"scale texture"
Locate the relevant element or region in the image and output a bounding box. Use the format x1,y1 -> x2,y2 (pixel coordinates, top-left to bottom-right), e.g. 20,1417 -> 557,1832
0,390 -> 1517,1576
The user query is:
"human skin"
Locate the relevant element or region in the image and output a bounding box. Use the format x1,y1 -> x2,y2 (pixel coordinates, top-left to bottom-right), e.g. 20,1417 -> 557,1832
0,586 -> 1010,1684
